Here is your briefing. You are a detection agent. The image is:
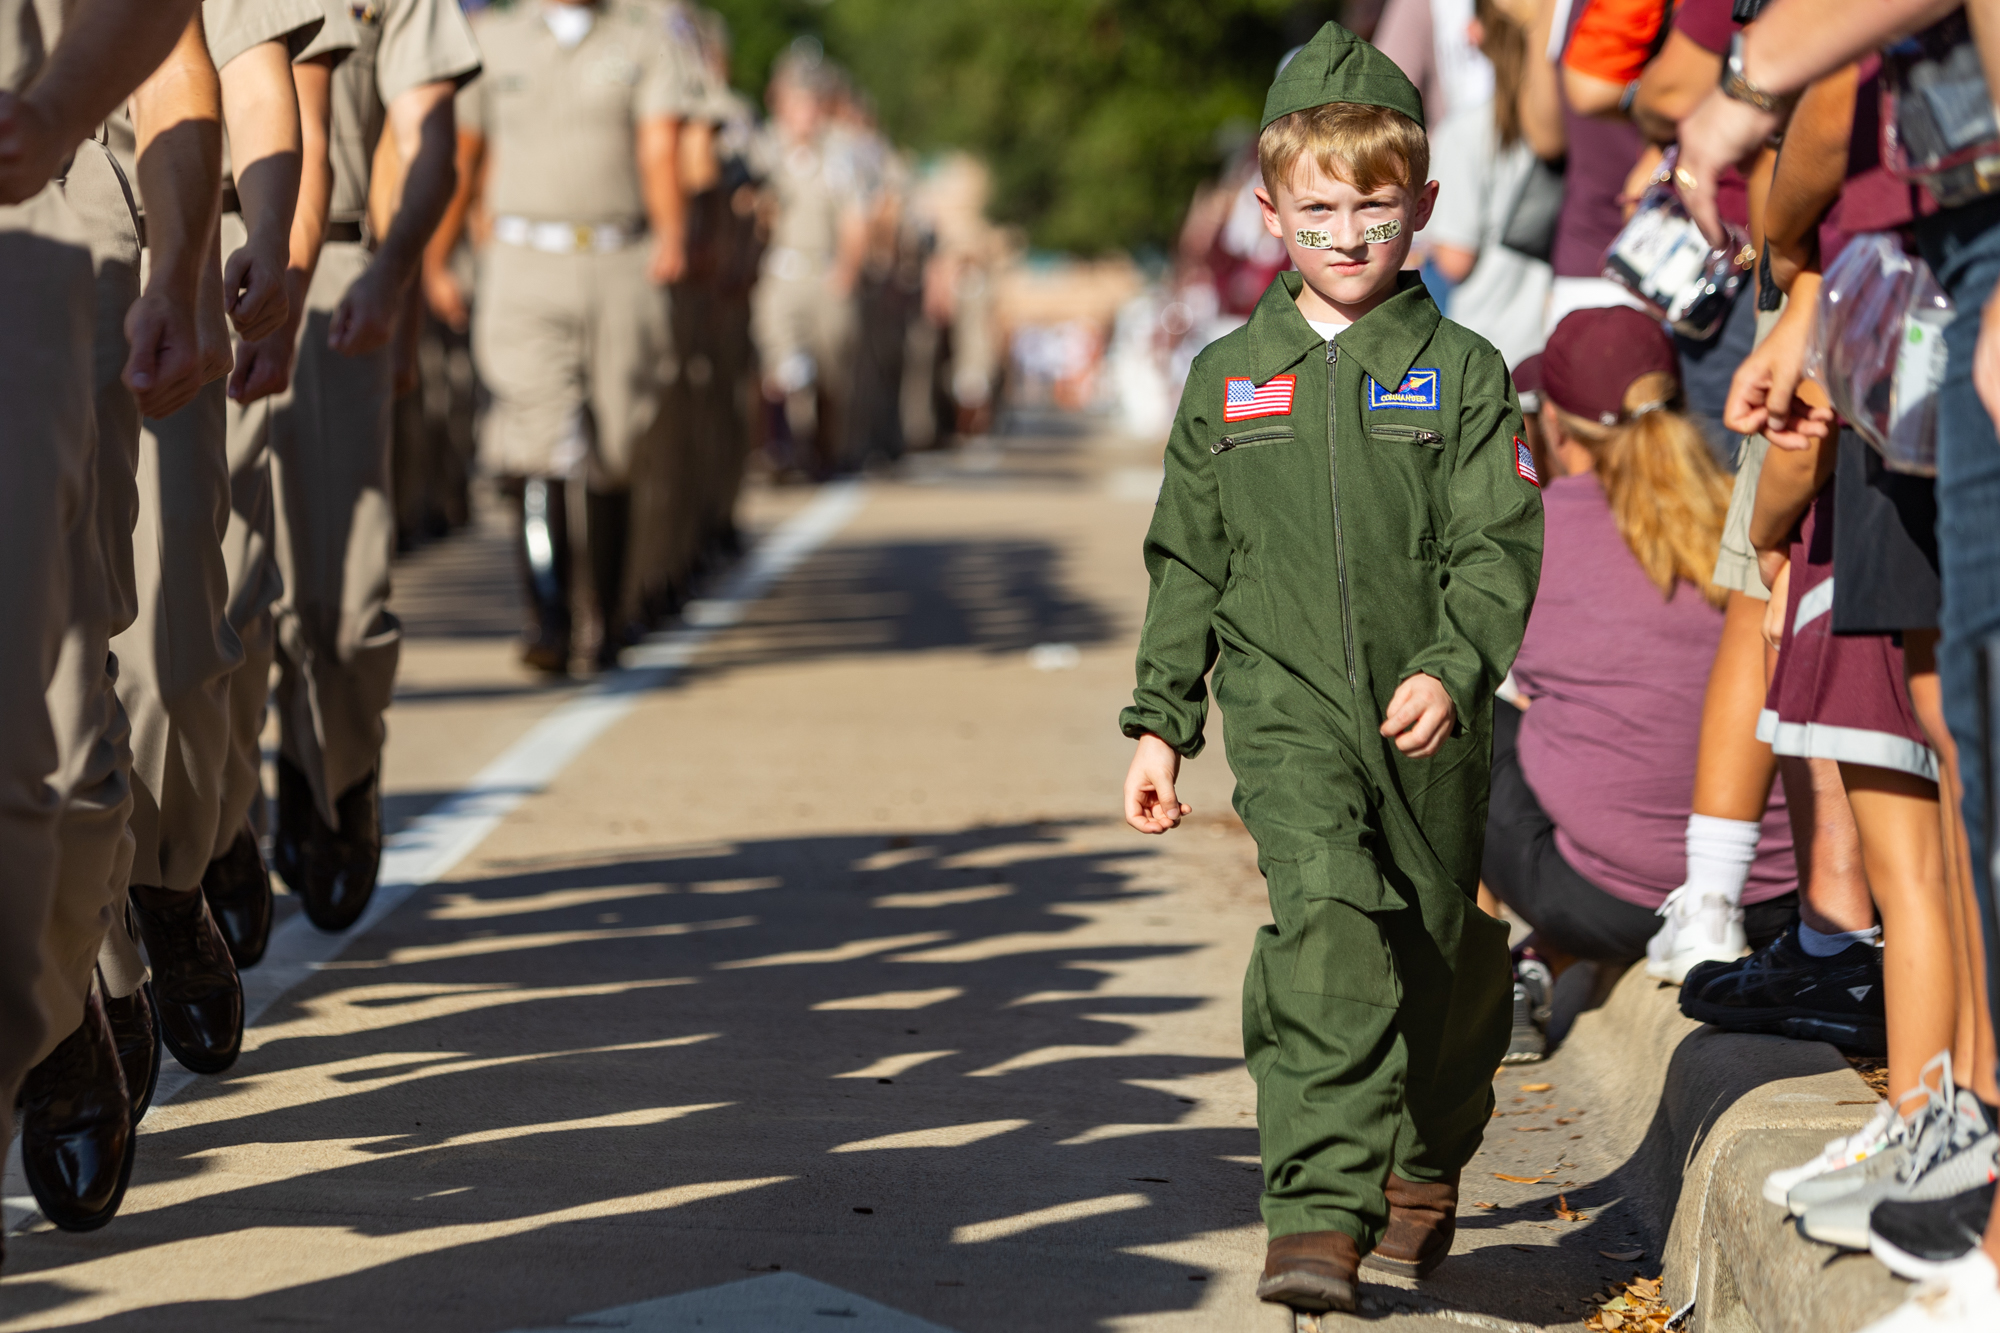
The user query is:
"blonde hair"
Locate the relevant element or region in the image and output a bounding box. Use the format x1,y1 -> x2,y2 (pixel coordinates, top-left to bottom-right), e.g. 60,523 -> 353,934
1553,371 -> 1732,608
1258,102 -> 1429,198
1475,0 -> 1528,148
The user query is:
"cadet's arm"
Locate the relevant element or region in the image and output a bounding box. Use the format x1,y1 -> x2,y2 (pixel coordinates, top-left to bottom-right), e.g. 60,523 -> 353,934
638,114 -> 686,285
422,127 -> 484,331
1402,350 -> 1544,740
128,12 -> 223,420
218,39 -> 304,342
230,52 -> 336,404
329,79 -> 458,356
0,0 -> 203,203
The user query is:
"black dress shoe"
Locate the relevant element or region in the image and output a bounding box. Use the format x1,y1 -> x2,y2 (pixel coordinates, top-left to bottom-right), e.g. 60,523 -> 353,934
202,821 -> 274,967
275,755 -> 382,932
20,989 -> 135,1231
130,884 -> 243,1075
99,977 -> 161,1124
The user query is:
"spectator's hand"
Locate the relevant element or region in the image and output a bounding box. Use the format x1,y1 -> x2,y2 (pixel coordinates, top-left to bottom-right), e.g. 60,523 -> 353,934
123,291 -> 205,419
1675,89 -> 1780,246
1124,733 -> 1190,834
0,91 -> 64,205
1381,673 -> 1455,758
1761,558 -> 1791,649
328,264 -> 401,357
1724,304 -> 1833,449
648,232 -> 686,286
1976,283 -> 2000,435
223,239 -> 291,342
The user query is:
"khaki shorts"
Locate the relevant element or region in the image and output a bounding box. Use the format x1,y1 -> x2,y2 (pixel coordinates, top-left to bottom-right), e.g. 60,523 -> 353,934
1710,305 -> 1785,601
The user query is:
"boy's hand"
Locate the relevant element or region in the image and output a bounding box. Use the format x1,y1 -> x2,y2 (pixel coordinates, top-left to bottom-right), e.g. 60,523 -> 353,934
1124,733 -> 1191,835
1381,673 -> 1455,758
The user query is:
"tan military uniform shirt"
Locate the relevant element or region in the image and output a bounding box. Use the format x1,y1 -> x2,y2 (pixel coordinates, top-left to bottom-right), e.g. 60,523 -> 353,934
460,0 -> 708,225
753,125 -> 863,277
207,0 -> 330,69
325,0 -> 482,226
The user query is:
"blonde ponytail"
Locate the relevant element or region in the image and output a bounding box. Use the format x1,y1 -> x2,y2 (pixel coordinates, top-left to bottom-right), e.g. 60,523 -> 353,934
1555,372 -> 1732,607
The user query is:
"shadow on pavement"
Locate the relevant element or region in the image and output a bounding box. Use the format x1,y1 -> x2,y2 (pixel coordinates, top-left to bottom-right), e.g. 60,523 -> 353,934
7,821 -> 1262,1332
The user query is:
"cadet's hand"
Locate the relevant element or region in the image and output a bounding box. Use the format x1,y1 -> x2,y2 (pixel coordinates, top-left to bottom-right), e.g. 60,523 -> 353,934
423,261 -> 469,333
0,91 -> 64,205
1381,673 -> 1455,759
648,233 -> 686,286
1124,733 -> 1191,835
328,265 -> 401,356
223,239 -> 291,343
230,315 -> 299,405
123,291 -> 205,419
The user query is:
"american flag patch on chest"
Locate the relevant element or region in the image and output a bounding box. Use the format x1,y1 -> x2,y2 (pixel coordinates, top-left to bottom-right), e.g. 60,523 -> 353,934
1223,375 -> 1295,422
1515,436 -> 1540,487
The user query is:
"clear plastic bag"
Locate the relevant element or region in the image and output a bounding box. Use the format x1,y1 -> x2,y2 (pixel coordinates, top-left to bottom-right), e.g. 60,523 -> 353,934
1603,148 -> 1751,339
1805,233 -> 1954,476
1881,11 -> 2000,208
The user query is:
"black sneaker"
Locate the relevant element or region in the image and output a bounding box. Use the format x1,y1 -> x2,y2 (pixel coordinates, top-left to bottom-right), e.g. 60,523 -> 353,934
1678,924 -> 1886,1054
1869,1179 -> 1998,1279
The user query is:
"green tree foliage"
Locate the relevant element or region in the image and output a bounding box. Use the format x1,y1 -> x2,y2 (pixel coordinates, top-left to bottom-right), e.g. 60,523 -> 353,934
706,0 -> 1341,253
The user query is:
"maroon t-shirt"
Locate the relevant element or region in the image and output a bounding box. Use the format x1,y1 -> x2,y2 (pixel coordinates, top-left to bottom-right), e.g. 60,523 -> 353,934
1820,55 -> 1936,262
1552,23 -> 1647,279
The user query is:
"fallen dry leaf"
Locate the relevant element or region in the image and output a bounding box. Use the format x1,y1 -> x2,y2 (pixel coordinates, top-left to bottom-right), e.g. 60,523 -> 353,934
1473,1201 -> 1499,1209
1514,1126 -> 1553,1132
1520,1083 -> 1554,1092
1494,1173 -> 1550,1183
1557,1117 -> 1575,1125
1600,1249 -> 1644,1261
1552,1194 -> 1587,1221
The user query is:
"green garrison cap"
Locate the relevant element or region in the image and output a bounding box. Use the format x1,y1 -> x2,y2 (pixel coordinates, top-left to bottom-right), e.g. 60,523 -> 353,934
1261,21 -> 1425,131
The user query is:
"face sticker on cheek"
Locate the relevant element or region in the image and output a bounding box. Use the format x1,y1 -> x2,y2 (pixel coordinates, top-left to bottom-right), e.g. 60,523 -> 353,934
1363,218 -> 1402,244
1294,228 -> 1333,249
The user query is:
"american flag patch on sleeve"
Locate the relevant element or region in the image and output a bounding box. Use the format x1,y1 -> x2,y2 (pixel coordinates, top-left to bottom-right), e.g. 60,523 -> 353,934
1223,375 -> 1295,422
1515,437 -> 1540,487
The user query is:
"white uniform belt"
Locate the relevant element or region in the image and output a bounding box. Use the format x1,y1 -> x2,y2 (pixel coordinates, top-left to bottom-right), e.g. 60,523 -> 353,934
494,215 -> 642,254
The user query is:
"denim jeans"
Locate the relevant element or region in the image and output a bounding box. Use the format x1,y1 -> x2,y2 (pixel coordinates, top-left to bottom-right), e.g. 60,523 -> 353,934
1918,195 -> 2000,1029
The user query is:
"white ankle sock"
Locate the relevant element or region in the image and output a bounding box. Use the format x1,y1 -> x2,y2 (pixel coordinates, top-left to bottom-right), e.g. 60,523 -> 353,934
1797,922 -> 1882,957
1683,814 -> 1761,906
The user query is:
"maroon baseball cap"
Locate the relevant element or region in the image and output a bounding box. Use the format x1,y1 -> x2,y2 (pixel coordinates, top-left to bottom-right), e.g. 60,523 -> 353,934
1512,353 -> 1544,410
1541,306 -> 1679,426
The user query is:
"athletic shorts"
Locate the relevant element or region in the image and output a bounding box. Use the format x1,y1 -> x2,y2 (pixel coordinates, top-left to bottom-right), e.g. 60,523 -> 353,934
1757,479 -> 1939,780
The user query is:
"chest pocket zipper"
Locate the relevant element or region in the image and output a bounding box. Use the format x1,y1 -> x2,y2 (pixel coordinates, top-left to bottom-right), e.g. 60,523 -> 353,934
1211,428 -> 1295,454
1368,423 -> 1444,448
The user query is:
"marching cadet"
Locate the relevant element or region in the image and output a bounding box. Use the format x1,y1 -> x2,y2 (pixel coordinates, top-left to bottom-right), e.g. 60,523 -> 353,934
1119,24 -> 1541,1314
446,0 -> 706,673
751,42 -> 866,479
229,0 -> 479,935
3,0 -> 209,1241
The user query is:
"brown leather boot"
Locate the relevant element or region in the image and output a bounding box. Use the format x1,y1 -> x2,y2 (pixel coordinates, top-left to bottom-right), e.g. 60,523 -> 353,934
1256,1230 -> 1361,1312
1362,1170 -> 1459,1278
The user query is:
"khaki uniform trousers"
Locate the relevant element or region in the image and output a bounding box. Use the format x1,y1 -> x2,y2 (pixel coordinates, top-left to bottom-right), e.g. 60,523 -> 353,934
751,266 -> 856,468
474,239 -> 668,490
0,182 -> 100,1144
111,354 -> 241,894
37,142 -> 150,1067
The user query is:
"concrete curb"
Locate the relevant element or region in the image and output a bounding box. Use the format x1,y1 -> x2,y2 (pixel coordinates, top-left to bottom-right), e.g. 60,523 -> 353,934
1556,965 -> 1906,1333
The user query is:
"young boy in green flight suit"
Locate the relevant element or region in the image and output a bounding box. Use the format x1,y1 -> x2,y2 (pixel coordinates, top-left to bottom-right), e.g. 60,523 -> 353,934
1119,21 -> 1544,1315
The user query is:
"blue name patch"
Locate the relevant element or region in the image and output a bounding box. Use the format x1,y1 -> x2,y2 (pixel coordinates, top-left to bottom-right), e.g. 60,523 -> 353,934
1367,369 -> 1440,410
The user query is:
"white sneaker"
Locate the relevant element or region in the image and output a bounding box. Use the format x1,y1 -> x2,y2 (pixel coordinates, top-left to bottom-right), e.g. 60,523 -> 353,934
1855,1251 -> 2000,1332
1764,1099 -> 1899,1206
1645,886 -> 1746,983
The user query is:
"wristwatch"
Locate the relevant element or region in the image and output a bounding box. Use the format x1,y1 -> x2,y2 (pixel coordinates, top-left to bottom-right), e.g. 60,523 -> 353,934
1719,31 -> 1797,115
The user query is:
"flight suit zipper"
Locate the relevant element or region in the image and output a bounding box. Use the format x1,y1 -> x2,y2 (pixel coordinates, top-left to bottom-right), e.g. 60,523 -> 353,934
1367,423 -> 1443,447
1326,341 -> 1357,690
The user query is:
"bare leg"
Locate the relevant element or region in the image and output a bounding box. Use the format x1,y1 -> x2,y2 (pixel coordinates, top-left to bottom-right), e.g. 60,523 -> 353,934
1841,763 -> 1953,1101
1778,756 -> 1875,935
1691,591 -> 1782,820
1904,630 -> 1998,1103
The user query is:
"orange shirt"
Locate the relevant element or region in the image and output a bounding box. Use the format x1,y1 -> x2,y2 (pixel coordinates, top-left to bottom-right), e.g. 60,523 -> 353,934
1562,0 -> 1675,86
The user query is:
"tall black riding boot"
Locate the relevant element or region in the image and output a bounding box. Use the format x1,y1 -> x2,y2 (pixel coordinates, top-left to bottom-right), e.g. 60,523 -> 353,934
508,475 -> 572,673
586,489 -> 634,671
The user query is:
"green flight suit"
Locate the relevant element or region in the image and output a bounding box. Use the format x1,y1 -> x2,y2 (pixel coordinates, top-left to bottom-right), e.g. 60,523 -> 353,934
1121,270 -> 1543,1246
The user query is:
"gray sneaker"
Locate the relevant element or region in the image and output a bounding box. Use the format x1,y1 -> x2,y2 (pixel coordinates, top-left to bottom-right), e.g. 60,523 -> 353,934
1786,1132 -> 1911,1216
1800,1088 -> 1996,1250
